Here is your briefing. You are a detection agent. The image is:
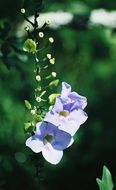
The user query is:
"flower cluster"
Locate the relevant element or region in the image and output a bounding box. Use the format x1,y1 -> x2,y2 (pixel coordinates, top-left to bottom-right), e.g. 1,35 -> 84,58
26,82 -> 88,164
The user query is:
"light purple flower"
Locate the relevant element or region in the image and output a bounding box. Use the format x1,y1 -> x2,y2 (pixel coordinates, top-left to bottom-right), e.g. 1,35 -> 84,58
26,122 -> 73,165
60,82 -> 87,110
44,97 -> 88,136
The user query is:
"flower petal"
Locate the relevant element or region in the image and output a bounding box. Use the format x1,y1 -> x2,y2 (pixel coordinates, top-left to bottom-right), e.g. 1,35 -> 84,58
52,98 -> 63,113
42,143 -> 63,165
69,92 -> 87,109
61,82 -> 71,99
44,111 -> 59,126
67,137 -> 74,147
51,129 -> 72,150
26,136 -> 44,153
58,109 -> 88,136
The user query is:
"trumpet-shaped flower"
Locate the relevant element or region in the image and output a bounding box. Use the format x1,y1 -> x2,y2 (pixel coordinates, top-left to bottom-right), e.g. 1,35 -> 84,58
44,97 -> 88,136
26,122 -> 73,165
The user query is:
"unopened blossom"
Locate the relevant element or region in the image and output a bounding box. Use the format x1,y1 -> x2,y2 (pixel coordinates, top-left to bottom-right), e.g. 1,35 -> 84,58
26,122 -> 73,165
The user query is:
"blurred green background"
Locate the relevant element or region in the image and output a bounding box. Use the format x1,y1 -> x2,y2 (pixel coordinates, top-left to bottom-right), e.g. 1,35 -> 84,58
0,0 -> 116,190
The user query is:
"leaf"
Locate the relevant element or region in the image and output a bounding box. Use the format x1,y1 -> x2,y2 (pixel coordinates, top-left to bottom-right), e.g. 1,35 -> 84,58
102,166 -> 114,190
24,100 -> 32,110
96,166 -> 114,190
23,39 -> 37,53
96,179 -> 106,190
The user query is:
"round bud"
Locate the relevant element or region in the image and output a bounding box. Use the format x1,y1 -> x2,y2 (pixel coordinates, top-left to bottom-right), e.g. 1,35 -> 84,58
25,26 -> 30,31
36,75 -> 41,82
36,97 -> 42,102
21,8 -> 25,14
30,109 -> 36,115
39,32 -> 44,38
51,72 -> 56,78
50,58 -> 55,64
49,37 -> 54,43
47,54 -> 52,59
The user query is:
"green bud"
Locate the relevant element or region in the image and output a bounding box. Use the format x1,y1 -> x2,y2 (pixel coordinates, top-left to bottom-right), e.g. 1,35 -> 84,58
49,93 -> 60,104
36,75 -> 41,81
21,8 -> 25,14
39,32 -> 44,38
32,115 -> 43,125
49,105 -> 53,110
24,100 -> 32,110
51,72 -> 56,78
30,109 -> 36,115
49,58 -> 55,64
47,54 -> 52,59
24,122 -> 31,131
49,79 -> 59,88
23,39 -> 37,53
49,37 -> 54,43
36,97 -> 42,102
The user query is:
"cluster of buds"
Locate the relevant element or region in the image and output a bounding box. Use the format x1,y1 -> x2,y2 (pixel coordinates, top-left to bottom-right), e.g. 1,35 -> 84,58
22,8 -> 59,134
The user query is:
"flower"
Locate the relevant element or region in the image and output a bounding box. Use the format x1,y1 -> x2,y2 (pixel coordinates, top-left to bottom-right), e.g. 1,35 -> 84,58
44,98 -> 88,136
26,122 -> 73,165
44,82 -> 88,136
60,82 -> 87,110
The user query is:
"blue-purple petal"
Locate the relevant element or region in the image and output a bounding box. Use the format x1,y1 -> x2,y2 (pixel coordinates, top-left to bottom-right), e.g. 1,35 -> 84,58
51,129 -> 72,150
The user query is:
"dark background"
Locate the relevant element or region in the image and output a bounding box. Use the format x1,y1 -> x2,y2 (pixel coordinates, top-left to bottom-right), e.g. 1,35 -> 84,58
0,0 -> 116,189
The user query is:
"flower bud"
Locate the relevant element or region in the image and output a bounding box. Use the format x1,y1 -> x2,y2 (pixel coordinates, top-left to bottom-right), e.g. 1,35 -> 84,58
30,109 -> 36,115
49,79 -> 59,88
36,75 -> 41,81
25,26 -> 30,31
23,39 -> 37,53
21,8 -> 25,14
50,58 -> 55,64
51,72 -> 56,78
39,32 -> 44,38
47,54 -> 52,59
49,37 -> 54,43
36,97 -> 42,102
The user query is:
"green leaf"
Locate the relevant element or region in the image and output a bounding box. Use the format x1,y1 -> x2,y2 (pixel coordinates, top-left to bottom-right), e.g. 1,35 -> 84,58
102,166 -> 114,190
96,179 -> 106,190
48,93 -> 60,104
96,166 -> 114,190
23,39 -> 37,53
24,100 -> 32,110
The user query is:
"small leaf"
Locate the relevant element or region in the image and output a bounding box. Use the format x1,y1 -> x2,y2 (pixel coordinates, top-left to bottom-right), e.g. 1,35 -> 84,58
96,179 -> 106,190
24,100 -> 32,110
23,39 -> 37,53
49,93 -> 60,104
